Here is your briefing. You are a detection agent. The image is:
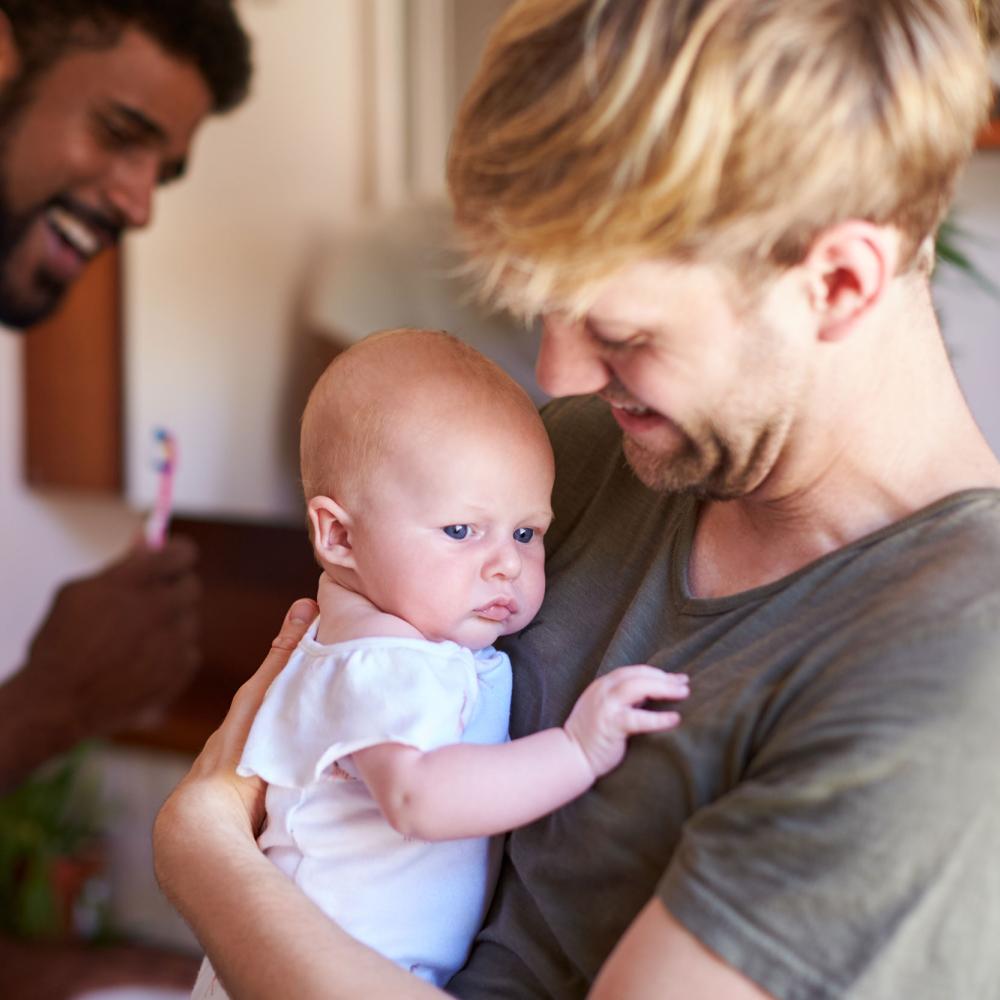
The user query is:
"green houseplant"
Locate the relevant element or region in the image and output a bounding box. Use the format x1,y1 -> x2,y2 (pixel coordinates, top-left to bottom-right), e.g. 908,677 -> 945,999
936,216 -> 998,297
0,744 -> 109,940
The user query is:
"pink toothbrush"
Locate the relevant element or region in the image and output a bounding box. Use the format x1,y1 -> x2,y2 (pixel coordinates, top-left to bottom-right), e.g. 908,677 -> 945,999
145,428 -> 177,550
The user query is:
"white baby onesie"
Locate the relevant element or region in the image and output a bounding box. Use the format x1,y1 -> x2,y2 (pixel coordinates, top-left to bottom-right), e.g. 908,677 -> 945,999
192,622 -> 512,997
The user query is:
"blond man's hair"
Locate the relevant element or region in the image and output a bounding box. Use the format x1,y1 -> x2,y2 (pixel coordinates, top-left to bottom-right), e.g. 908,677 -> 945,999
448,0 -> 993,317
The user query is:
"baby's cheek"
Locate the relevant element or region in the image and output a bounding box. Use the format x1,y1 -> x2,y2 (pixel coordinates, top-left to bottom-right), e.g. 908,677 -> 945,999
522,571 -> 547,624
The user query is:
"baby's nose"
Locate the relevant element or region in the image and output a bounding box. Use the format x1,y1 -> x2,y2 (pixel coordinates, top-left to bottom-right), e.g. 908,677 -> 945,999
485,539 -> 522,580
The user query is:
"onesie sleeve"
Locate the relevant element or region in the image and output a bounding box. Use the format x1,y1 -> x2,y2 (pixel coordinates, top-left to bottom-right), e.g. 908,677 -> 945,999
237,641 -> 479,788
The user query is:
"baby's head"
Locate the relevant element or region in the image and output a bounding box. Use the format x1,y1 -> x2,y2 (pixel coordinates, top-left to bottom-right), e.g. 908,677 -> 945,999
301,328 -> 554,649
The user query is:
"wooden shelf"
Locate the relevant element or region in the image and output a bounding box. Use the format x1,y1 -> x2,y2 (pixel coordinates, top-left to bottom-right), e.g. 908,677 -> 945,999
117,516 -> 317,755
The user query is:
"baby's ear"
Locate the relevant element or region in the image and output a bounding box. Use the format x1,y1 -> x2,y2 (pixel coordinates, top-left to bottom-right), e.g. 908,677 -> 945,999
308,496 -> 356,569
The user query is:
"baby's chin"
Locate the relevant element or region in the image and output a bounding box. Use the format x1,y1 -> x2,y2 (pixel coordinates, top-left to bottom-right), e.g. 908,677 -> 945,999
435,619 -> 506,651
464,628 -> 506,651
430,608 -> 540,649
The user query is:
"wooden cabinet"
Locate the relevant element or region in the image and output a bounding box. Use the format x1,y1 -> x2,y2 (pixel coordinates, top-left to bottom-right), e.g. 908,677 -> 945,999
23,248 -> 122,493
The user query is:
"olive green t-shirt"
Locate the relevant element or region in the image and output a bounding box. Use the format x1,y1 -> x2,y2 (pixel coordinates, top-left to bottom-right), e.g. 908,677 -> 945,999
451,395 -> 1000,1000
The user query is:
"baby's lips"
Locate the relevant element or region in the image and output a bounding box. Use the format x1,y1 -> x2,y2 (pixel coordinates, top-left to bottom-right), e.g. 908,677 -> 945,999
475,601 -> 515,622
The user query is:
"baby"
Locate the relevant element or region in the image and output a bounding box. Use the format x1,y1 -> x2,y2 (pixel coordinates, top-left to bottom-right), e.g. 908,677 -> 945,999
193,329 -> 688,995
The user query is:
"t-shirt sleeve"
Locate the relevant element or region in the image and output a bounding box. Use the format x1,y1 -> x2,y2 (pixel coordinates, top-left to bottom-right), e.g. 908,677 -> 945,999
658,611 -> 1000,1000
238,644 -> 478,788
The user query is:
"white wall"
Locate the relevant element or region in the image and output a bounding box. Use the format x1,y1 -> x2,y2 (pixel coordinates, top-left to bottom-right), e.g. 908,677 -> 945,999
933,153 -> 1000,448
0,334 -> 136,680
124,0 -> 508,523
125,0 -> 367,522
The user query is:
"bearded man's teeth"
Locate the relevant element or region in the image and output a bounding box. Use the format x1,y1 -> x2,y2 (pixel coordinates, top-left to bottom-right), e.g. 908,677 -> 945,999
613,401 -> 651,415
47,207 -> 100,257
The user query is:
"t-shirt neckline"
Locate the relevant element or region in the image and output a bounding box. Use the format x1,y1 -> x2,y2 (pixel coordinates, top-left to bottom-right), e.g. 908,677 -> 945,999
671,487 -> 1000,617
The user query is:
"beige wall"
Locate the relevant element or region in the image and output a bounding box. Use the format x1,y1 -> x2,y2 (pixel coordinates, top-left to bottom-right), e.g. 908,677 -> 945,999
125,0 -> 367,521
933,154 -> 1000,447
125,0 -> 509,522
0,334 -> 135,679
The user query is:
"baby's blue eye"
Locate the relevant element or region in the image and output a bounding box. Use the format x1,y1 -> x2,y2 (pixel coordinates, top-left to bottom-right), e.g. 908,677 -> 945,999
443,524 -> 469,540
513,527 -> 534,544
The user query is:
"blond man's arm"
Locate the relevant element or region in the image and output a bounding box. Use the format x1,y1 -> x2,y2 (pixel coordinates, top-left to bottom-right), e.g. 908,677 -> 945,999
591,900 -> 776,1000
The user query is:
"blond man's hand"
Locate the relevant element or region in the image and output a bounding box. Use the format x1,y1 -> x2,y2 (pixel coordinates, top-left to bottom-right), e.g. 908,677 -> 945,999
153,599 -> 318,893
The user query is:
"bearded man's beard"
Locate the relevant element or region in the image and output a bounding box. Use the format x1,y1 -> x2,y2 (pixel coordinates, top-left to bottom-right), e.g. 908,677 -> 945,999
0,73 -> 67,329
622,418 -> 781,501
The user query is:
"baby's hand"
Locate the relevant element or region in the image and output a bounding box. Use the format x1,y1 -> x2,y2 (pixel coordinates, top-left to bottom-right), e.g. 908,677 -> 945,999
563,665 -> 689,779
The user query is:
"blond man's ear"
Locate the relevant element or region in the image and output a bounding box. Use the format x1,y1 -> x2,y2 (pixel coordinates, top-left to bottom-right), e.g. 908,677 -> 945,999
307,495 -> 356,569
803,221 -> 900,343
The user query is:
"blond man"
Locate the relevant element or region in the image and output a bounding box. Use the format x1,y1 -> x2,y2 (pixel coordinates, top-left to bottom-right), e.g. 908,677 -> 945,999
155,2 -> 1000,998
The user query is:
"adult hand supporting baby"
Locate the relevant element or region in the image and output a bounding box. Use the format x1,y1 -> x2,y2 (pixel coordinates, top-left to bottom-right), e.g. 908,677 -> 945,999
154,597 -> 318,858
154,599 -> 446,999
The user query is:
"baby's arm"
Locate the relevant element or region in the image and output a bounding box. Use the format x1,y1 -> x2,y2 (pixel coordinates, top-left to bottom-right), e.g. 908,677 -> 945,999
352,665 -> 688,841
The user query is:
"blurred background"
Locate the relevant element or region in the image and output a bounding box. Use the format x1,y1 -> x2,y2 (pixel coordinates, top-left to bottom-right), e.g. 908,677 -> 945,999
0,2 -> 997,997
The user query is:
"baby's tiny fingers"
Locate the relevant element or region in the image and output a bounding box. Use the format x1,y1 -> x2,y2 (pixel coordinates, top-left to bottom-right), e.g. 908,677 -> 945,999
605,664 -> 688,685
612,675 -> 689,708
623,708 -> 682,733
